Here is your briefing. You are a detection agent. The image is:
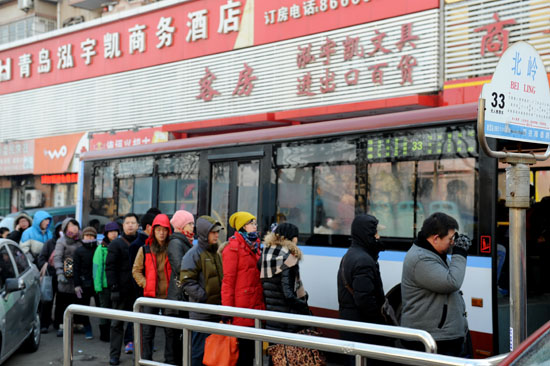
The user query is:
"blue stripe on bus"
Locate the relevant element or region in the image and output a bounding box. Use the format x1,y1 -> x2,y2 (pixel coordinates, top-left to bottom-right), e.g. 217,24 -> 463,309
299,246 -> 492,268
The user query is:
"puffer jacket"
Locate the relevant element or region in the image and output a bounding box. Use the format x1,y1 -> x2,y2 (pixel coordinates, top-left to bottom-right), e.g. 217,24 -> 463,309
20,210 -> 53,262
401,231 -> 469,341
180,216 -> 223,321
132,214 -> 172,299
93,237 -> 110,292
73,240 -> 97,289
53,219 -> 83,294
220,232 -> 265,327
337,215 -> 386,326
105,232 -> 138,296
260,232 -> 309,332
167,232 -> 193,302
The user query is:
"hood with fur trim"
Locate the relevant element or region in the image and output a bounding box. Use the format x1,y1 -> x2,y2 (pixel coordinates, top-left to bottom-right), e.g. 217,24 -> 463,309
263,231 -> 302,260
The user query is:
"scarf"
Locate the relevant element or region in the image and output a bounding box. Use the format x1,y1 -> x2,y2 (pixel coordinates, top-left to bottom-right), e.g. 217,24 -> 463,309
260,245 -> 306,298
238,231 -> 259,253
183,229 -> 194,243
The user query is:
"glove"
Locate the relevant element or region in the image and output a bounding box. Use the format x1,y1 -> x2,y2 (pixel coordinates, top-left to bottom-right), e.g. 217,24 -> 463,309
453,234 -> 472,252
57,274 -> 68,284
111,291 -> 120,304
74,286 -> 83,299
221,316 -> 233,324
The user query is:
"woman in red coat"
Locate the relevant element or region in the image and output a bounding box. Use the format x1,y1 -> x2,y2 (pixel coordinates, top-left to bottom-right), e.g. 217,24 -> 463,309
221,211 -> 265,366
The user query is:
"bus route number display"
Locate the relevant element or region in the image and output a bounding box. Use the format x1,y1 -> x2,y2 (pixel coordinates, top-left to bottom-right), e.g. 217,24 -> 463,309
365,126 -> 476,161
482,41 -> 550,145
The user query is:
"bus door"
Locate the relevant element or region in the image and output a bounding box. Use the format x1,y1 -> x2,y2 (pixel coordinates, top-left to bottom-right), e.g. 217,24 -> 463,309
206,148 -> 270,241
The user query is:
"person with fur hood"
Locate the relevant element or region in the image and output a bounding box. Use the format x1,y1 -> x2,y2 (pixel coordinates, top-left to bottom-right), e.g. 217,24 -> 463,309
132,214 -> 173,363
6,213 -> 32,243
220,211 -> 265,366
260,223 -> 310,333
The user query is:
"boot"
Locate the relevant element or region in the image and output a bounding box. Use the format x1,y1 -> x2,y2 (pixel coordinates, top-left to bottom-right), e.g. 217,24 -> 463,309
99,324 -> 110,342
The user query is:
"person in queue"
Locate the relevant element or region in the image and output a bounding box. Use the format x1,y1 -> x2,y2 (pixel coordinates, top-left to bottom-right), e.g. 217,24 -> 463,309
401,212 -> 471,357
0,227 -> 9,238
132,214 -> 173,363
20,210 -> 52,263
6,213 -> 32,243
260,223 -> 310,333
129,208 -> 161,275
106,213 -> 139,366
220,212 -> 265,366
37,221 -> 63,334
93,221 -> 120,342
337,214 -> 389,366
53,218 -> 82,337
180,215 -> 223,366
73,226 -> 100,340
165,210 -> 195,365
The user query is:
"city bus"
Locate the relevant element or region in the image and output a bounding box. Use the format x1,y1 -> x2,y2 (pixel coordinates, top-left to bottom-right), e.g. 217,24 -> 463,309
78,102 -> 550,357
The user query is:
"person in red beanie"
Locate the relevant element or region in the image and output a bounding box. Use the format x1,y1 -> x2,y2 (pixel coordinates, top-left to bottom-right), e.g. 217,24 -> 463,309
220,211 -> 265,366
132,214 -> 172,363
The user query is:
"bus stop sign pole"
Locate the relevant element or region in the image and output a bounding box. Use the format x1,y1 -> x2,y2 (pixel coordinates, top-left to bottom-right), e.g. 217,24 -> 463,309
477,41 -> 550,351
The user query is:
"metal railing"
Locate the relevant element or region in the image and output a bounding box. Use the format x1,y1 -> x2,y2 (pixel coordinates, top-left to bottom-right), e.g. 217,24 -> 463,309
133,297 -> 438,366
63,304 -> 507,366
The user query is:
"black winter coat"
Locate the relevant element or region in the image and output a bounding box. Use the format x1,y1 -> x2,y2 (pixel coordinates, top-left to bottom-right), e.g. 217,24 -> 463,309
338,215 -> 386,339
167,232 -> 193,301
38,237 -> 57,276
73,241 -> 97,289
260,232 -> 309,333
106,233 -> 138,296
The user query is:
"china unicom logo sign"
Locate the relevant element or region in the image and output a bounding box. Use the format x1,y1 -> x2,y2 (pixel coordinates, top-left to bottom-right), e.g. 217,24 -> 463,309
44,145 -> 67,159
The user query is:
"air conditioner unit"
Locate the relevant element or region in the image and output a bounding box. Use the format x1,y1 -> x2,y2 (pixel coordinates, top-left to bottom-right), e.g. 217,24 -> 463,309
24,190 -> 43,208
18,0 -> 34,11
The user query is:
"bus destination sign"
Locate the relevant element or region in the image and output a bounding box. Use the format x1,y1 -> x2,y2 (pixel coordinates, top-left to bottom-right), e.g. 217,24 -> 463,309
481,41 -> 550,145
364,125 -> 476,162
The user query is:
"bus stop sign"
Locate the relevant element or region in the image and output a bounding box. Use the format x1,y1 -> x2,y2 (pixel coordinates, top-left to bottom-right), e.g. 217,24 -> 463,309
481,41 -> 550,144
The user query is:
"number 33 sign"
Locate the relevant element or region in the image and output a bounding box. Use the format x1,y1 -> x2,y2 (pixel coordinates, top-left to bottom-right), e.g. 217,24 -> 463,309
481,41 -> 550,145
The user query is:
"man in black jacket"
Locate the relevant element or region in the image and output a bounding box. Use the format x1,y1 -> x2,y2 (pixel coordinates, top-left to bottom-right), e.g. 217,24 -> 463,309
106,213 -> 139,366
337,214 -> 389,366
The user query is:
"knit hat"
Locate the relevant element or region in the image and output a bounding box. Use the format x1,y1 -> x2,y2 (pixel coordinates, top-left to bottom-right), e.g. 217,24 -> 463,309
104,221 -> 120,234
274,223 -> 299,241
170,210 -> 195,231
82,226 -> 97,238
229,211 -> 256,231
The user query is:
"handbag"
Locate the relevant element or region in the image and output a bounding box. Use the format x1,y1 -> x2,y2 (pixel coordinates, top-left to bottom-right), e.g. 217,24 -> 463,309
63,257 -> 74,278
40,275 -> 54,302
203,332 -> 239,366
268,329 -> 326,366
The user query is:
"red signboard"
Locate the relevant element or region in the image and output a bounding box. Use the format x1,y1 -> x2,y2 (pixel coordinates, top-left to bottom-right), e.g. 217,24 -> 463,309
89,127 -> 168,151
41,173 -> 79,184
0,0 -> 437,95
34,133 -> 85,175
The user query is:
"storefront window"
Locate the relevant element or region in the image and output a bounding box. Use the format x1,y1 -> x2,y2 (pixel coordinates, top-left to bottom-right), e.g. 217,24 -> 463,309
0,189 -> 10,216
211,162 -> 230,241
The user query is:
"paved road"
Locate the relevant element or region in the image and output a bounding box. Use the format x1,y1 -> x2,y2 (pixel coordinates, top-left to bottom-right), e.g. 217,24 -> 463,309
4,318 -> 149,366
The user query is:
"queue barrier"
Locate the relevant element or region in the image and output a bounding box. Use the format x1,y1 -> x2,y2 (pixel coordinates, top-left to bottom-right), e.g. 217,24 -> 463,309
133,297 -> 438,366
63,303 -> 507,366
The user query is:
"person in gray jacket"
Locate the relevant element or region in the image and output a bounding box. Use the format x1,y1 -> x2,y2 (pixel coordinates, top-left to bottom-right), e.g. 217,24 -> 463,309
401,212 -> 472,357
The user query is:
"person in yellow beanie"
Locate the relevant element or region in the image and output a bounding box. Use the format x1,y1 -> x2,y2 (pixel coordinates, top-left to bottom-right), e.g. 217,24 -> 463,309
220,211 -> 265,366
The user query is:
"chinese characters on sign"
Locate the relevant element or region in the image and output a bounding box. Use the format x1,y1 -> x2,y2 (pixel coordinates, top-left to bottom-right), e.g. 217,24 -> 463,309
474,12 -> 516,57
0,141 -> 34,175
0,0 -> 244,84
264,0 -> 371,25
89,127 -> 168,151
296,23 -> 420,96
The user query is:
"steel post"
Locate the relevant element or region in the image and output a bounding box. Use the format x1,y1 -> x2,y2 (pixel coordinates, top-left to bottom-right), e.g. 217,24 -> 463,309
254,318 -> 262,366
505,163 -> 530,350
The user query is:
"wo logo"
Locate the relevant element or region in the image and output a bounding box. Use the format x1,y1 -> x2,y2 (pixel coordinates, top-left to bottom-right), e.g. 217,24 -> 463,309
44,145 -> 67,160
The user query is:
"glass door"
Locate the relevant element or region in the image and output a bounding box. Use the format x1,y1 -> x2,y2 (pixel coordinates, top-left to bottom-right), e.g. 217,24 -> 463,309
210,160 -> 260,241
